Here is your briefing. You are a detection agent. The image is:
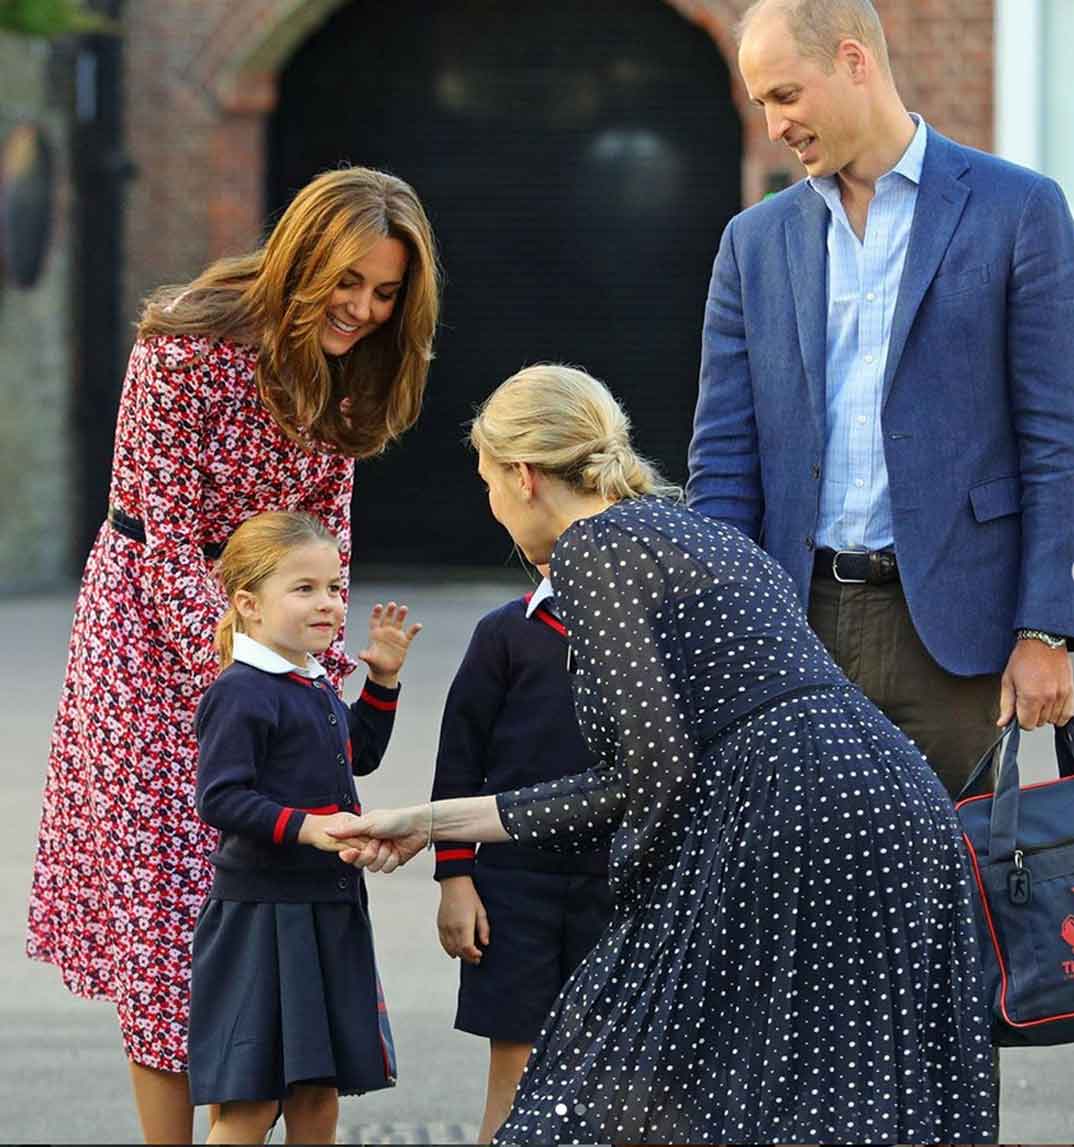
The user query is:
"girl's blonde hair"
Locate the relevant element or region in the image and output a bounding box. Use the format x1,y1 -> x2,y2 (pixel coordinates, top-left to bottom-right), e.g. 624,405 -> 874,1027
469,364 -> 680,502
139,166 -> 440,460
214,511 -> 338,669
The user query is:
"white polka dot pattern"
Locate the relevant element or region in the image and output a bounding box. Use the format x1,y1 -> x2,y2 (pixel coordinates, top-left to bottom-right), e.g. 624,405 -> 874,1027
494,496 -> 996,1144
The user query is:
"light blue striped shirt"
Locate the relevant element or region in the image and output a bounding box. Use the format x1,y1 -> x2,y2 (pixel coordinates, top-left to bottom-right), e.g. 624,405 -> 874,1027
810,115 -> 927,552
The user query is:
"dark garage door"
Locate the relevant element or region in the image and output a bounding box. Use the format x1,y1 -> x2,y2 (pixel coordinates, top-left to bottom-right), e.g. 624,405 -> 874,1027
268,0 -> 741,566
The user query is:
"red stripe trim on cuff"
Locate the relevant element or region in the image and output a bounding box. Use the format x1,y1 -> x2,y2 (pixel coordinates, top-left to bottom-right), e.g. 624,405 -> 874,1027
361,688 -> 398,711
273,807 -> 295,845
435,848 -> 476,861
300,803 -> 340,815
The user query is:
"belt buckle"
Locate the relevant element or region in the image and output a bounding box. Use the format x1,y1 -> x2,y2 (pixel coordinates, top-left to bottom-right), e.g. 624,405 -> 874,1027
832,548 -> 868,584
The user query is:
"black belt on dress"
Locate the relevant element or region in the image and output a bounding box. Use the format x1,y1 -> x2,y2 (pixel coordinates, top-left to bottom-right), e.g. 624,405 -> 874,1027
813,547 -> 899,586
108,505 -> 226,560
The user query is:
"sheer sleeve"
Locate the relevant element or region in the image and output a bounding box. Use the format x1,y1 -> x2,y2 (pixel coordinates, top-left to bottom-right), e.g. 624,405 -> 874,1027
495,511 -> 701,884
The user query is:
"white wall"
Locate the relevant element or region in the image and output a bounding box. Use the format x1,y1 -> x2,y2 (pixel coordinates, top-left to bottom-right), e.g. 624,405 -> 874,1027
995,0 -> 1074,206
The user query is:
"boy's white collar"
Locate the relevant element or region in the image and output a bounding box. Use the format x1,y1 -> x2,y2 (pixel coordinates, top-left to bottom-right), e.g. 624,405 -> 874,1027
232,631 -> 327,678
526,577 -> 555,618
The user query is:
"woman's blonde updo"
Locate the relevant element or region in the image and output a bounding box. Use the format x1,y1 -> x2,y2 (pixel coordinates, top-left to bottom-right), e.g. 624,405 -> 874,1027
213,511 -> 338,669
470,364 -> 681,502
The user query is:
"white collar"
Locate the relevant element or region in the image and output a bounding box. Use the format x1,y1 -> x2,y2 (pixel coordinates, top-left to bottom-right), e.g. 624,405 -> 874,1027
525,577 -> 555,618
232,631 -> 326,678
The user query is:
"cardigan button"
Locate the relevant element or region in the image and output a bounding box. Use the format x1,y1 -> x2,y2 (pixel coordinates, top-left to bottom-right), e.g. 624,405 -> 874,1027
336,876 -> 349,891
336,753 -> 346,765
328,714 -> 338,725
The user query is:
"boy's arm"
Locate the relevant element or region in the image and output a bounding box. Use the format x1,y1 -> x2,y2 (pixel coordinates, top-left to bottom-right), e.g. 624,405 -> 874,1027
346,679 -> 401,777
432,614 -> 508,880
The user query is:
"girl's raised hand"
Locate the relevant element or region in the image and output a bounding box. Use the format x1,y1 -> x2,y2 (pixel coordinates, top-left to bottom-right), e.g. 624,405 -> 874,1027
358,601 -> 423,687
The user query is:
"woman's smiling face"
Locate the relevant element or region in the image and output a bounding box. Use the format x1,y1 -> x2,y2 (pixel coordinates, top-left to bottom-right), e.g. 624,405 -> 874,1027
320,235 -> 409,356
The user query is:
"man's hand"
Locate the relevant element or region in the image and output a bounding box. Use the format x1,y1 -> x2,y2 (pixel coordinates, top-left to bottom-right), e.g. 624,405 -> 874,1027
437,876 -> 489,965
998,640 -> 1074,729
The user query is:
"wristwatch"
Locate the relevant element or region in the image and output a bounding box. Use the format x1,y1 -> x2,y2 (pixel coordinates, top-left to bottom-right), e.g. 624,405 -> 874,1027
1016,628 -> 1068,650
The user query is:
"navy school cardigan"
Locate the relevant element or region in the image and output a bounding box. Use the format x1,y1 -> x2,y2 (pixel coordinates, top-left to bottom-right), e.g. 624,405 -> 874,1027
430,590 -> 608,880
195,662 -> 399,902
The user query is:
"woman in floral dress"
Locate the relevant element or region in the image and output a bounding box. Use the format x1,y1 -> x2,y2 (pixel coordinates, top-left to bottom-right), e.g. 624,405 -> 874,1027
337,365 -> 997,1144
26,167 -> 439,1142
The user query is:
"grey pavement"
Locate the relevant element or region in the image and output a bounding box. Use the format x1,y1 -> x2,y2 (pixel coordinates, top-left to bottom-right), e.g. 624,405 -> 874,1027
3,585 -> 1073,1143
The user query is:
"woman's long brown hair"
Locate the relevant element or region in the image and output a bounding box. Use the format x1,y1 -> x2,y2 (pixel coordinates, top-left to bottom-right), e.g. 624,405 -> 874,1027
139,167 -> 440,459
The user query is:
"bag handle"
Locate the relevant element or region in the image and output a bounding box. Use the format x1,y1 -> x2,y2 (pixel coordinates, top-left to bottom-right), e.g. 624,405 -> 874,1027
958,719 -> 1074,800
957,724 -> 1013,801
988,724 -> 1022,861
1057,719 -> 1074,778
977,720 -> 1074,862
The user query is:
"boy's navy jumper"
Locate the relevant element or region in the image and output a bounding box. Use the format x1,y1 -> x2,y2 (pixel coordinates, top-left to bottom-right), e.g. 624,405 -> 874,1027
431,582 -> 612,1042
188,633 -> 399,1104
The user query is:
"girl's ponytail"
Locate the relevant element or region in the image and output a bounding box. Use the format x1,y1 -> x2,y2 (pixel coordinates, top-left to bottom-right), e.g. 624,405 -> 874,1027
215,606 -> 239,670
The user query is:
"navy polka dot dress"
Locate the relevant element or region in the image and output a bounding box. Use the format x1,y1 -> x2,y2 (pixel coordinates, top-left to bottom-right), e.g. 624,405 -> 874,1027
494,497 -> 996,1145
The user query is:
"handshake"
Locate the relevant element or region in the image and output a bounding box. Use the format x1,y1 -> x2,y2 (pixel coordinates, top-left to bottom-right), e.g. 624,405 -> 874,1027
296,806 -> 431,873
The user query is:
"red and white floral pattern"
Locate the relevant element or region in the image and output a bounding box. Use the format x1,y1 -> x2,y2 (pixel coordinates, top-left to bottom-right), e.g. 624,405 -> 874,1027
27,335 -> 356,1072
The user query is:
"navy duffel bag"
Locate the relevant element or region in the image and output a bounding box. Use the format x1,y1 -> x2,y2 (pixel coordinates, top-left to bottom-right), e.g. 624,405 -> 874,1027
956,721 -> 1074,1045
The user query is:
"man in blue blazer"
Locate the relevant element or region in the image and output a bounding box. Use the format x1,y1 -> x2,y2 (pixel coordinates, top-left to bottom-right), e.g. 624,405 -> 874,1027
687,0 -> 1074,795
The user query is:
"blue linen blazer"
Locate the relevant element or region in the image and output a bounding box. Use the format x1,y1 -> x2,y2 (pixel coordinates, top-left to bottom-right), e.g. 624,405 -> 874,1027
687,128 -> 1074,676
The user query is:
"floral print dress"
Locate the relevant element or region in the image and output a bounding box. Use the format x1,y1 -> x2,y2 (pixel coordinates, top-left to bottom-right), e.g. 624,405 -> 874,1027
26,335 -> 356,1072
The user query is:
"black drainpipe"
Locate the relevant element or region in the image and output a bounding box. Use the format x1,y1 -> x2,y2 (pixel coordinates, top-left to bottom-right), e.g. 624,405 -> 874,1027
69,0 -> 136,567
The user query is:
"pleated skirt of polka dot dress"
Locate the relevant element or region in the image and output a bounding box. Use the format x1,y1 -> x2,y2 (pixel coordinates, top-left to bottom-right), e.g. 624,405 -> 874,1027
496,686 -> 997,1145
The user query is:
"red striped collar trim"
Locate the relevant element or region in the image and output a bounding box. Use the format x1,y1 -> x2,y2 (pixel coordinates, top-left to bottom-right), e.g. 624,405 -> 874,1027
532,606 -> 567,638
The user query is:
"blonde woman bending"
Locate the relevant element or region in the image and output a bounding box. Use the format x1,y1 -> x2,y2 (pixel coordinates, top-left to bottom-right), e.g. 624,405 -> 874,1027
27,167 -> 439,1143
334,365 -> 997,1144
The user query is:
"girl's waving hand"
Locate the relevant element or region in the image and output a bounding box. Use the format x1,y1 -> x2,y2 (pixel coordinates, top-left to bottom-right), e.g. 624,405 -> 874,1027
359,601 -> 423,687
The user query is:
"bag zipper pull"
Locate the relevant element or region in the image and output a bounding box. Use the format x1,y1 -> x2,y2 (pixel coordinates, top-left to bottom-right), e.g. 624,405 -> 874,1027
1008,849 -> 1032,906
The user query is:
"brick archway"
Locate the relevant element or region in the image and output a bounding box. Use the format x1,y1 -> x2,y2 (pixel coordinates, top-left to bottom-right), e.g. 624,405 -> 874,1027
181,0 -> 776,265
122,0 -> 805,326
122,0 -> 994,329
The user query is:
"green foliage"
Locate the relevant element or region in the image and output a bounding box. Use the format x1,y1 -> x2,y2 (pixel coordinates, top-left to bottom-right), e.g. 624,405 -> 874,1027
0,0 -> 118,39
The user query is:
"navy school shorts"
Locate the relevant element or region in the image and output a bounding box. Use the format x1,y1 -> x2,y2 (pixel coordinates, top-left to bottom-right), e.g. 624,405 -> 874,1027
455,862 -> 613,1044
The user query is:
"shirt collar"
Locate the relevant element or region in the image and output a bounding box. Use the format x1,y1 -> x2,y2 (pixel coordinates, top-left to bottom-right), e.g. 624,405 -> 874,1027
808,113 -> 927,205
525,577 -> 555,618
232,631 -> 327,678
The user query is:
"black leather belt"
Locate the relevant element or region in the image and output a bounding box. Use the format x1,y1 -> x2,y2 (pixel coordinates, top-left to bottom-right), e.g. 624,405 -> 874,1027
814,547 -> 899,586
108,505 -> 226,560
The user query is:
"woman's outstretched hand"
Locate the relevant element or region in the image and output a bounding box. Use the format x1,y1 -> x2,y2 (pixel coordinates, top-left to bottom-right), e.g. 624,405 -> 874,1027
327,805 -> 429,873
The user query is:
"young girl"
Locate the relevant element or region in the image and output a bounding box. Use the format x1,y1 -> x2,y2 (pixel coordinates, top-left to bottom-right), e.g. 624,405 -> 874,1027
188,510 -> 421,1145
431,564 -> 612,1142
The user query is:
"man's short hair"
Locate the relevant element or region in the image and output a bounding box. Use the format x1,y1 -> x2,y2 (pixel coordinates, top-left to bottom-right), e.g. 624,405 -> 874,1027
737,0 -> 891,74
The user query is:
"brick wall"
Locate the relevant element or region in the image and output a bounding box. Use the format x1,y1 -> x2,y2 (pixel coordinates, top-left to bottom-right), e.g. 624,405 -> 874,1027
122,0 -> 995,331
668,0 -> 994,200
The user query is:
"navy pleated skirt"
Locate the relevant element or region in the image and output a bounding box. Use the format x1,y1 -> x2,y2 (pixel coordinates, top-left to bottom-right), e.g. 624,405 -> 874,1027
187,899 -> 396,1106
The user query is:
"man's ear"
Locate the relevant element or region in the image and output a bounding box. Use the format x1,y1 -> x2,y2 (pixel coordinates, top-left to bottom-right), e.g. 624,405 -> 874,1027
838,37 -> 869,83
234,589 -> 260,625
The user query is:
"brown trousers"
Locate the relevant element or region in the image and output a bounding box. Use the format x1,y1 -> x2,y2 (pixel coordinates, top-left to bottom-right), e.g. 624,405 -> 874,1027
808,575 -> 1004,798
